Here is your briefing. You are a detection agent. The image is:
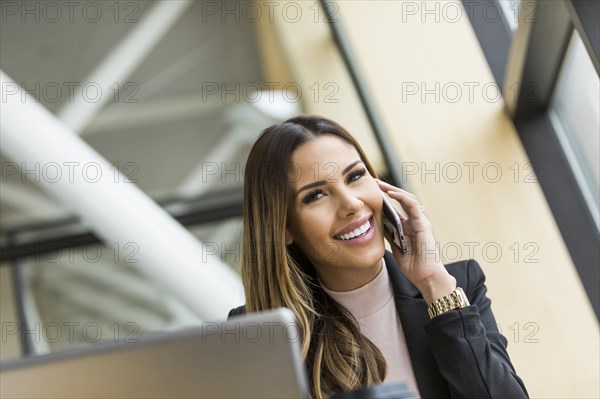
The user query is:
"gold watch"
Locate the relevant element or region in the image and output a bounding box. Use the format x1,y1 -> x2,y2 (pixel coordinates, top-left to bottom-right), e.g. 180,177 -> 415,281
427,287 -> 470,319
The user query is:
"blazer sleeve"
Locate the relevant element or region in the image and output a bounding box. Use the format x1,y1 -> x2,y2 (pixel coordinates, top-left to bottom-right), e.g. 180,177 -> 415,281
423,259 -> 529,399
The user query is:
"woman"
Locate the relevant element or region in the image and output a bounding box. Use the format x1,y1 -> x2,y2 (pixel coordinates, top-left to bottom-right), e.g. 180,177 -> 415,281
228,115 -> 528,399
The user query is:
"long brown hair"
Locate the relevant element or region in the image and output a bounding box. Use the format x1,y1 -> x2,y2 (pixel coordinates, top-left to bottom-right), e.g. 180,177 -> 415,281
242,115 -> 387,399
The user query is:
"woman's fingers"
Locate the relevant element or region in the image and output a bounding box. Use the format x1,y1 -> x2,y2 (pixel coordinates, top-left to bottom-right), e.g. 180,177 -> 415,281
386,190 -> 425,222
376,179 -> 418,199
376,178 -> 398,192
376,180 -> 424,220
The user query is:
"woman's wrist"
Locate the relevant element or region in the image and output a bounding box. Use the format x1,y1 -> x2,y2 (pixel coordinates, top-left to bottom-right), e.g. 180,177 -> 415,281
416,271 -> 457,306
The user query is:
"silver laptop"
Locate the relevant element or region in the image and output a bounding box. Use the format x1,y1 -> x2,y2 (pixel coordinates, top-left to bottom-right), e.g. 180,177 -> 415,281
0,308 -> 309,399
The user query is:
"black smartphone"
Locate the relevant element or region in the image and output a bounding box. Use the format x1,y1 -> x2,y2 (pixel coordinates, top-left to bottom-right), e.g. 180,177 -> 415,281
381,191 -> 408,254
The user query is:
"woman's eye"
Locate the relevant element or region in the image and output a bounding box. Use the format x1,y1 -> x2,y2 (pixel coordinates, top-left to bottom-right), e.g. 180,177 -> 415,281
302,189 -> 325,204
348,168 -> 367,183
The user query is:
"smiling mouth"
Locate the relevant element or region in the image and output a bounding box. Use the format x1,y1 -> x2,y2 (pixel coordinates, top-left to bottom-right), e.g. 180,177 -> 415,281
334,216 -> 373,241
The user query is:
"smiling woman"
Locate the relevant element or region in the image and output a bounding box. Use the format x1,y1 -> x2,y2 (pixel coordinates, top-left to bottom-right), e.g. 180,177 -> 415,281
286,134 -> 386,292
229,115 -> 529,399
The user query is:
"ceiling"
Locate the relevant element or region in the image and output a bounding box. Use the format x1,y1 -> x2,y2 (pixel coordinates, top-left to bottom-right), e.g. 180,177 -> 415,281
0,0 -> 305,354
0,0 -> 290,233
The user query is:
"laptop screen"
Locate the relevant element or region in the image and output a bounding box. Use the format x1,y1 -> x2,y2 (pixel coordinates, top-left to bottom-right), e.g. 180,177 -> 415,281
1,308 -> 309,399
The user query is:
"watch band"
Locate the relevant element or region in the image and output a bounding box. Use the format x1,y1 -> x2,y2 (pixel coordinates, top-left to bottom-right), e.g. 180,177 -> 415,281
427,287 -> 470,319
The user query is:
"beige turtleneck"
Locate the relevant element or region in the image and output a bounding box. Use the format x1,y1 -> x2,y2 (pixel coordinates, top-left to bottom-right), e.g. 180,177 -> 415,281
320,257 -> 421,397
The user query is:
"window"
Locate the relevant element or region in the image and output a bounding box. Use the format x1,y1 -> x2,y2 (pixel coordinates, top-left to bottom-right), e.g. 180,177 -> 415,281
499,0 -> 520,32
550,30 -> 600,231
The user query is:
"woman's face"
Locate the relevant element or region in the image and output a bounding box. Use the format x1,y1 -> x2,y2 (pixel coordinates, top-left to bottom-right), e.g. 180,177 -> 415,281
286,134 -> 386,291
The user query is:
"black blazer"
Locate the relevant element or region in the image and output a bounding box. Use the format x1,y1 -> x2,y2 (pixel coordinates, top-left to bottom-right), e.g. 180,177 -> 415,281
228,251 -> 529,399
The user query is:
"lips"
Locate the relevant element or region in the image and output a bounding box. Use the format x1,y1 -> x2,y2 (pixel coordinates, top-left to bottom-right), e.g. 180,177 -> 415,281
334,215 -> 373,240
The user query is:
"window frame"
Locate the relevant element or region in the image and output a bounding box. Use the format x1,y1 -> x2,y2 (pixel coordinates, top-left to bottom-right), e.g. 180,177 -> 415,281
464,0 -> 600,319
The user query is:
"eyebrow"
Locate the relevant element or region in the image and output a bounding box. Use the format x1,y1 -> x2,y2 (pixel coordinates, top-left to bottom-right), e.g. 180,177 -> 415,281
295,160 -> 363,198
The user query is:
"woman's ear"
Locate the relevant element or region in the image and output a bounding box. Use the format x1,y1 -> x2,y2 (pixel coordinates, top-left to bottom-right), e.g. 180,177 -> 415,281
285,229 -> 294,246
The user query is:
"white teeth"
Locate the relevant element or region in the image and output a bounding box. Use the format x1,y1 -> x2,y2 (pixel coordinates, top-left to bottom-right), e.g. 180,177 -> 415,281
335,219 -> 371,240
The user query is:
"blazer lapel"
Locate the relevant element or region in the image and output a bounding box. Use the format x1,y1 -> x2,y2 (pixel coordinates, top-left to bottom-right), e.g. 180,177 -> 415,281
384,251 -> 448,398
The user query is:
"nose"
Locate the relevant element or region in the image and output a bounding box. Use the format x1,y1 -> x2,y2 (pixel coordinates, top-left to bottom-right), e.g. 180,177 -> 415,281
336,186 -> 364,218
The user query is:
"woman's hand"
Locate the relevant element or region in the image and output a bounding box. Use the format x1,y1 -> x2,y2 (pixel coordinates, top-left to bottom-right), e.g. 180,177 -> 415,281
376,179 -> 456,305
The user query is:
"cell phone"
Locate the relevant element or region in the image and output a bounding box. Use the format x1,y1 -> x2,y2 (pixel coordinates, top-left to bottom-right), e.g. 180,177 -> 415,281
381,191 -> 408,254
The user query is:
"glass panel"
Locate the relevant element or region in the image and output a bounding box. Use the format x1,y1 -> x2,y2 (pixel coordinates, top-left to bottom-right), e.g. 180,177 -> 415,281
499,0 -> 520,32
550,30 -> 600,230
16,241 -> 202,354
0,1 -> 279,359
0,0 -> 383,360
0,1 -> 275,230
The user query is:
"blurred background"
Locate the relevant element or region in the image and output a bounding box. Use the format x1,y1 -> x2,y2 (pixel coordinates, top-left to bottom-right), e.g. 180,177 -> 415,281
0,0 -> 598,397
